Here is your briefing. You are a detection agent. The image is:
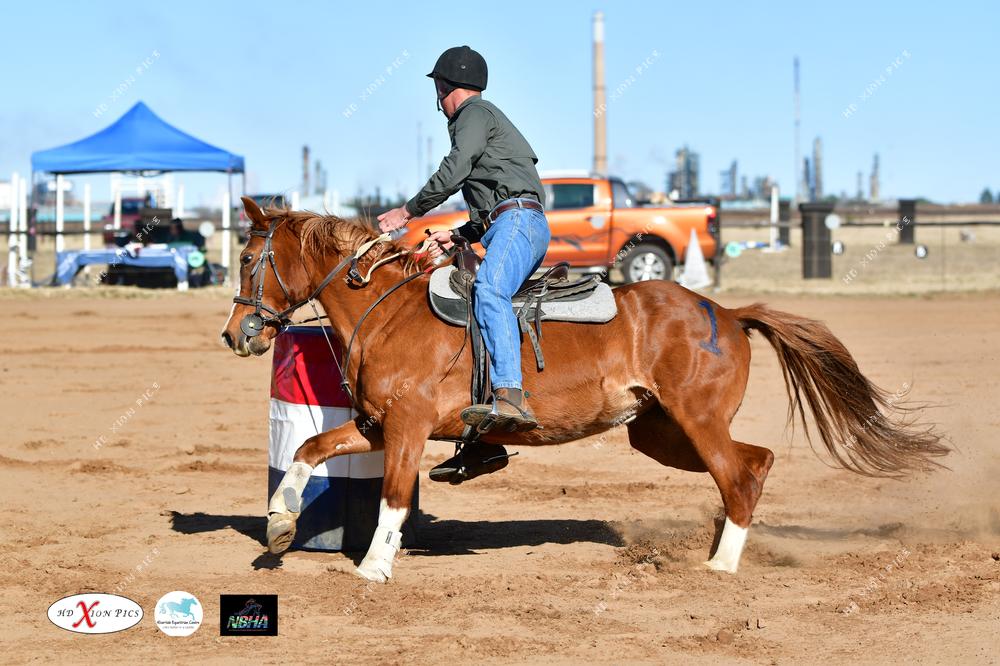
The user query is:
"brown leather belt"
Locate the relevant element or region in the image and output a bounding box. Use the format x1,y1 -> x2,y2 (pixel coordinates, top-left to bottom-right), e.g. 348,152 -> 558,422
484,198 -> 543,229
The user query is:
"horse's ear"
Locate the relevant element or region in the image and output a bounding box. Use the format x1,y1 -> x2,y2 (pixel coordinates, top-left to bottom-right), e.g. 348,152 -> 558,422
241,196 -> 267,228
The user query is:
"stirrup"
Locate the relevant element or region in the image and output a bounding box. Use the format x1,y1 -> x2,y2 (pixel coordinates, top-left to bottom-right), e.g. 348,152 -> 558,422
429,435 -> 517,485
462,393 -> 538,434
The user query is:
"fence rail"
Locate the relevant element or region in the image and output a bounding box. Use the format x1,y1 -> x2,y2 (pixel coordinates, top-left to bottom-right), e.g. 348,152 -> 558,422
721,219 -> 1000,229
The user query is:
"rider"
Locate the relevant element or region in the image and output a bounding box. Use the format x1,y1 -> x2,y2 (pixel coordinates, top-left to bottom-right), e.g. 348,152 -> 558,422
377,46 -> 551,474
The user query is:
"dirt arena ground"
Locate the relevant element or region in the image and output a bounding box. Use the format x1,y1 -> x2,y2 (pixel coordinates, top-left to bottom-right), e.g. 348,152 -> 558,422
2,287 -> 998,664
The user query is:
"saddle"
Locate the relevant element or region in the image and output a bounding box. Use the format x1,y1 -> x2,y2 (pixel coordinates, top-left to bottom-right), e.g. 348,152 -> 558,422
428,237 -> 617,376
427,235 -> 618,482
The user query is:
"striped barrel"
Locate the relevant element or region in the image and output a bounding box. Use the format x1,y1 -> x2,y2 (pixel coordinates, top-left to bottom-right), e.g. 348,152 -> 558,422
267,326 -> 417,551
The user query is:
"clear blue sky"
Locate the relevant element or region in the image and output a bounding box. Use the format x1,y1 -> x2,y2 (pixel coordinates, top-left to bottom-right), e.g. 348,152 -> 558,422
1,0 -> 996,205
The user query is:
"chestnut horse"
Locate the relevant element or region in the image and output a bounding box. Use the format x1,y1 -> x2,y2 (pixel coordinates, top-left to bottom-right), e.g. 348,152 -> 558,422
221,198 -> 947,583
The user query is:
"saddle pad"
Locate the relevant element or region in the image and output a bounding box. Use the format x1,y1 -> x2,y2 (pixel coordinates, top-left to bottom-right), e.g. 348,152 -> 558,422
428,265 -> 618,327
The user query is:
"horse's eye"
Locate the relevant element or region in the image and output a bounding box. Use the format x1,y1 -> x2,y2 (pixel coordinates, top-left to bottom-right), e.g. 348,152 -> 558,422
241,254 -> 254,265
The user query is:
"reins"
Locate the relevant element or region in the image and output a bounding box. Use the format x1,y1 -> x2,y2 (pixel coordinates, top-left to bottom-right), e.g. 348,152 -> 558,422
234,217 -> 435,412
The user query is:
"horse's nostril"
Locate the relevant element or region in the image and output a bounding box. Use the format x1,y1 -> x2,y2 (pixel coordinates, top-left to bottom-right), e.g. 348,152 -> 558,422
222,331 -> 234,349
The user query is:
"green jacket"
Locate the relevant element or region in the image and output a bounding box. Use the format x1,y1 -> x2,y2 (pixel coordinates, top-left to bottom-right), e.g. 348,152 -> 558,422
405,95 -> 544,242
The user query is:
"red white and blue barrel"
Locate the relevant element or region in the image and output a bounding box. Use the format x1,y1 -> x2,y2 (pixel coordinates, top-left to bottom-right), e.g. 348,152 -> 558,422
268,326 -> 417,551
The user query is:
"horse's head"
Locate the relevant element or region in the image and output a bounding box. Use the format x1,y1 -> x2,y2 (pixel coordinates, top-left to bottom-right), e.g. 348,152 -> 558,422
221,197 -> 311,357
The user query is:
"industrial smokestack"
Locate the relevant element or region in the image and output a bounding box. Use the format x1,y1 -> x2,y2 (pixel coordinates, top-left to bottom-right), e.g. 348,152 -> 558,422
302,145 -> 310,198
793,57 -> 802,204
870,153 -> 880,202
813,137 -> 823,200
593,11 -> 607,175
315,160 -> 324,195
426,136 -> 433,179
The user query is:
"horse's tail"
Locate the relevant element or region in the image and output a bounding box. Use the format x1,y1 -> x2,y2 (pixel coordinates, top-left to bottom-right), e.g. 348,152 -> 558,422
733,303 -> 948,477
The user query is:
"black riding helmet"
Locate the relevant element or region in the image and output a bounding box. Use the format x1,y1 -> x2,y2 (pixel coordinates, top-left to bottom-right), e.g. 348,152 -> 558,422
428,46 -> 487,111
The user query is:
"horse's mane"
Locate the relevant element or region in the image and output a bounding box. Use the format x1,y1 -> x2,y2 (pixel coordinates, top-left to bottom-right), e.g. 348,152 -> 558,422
260,206 -> 430,275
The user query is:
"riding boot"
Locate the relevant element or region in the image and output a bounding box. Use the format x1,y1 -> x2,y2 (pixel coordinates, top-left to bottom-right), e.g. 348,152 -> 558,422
461,388 -> 539,433
429,440 -> 512,484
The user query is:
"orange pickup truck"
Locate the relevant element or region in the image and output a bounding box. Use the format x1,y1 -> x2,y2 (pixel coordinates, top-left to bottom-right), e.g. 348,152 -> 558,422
400,175 -> 718,283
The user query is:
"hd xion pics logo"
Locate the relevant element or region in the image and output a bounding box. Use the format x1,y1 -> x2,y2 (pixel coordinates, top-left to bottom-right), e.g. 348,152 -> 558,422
47,594 -> 143,634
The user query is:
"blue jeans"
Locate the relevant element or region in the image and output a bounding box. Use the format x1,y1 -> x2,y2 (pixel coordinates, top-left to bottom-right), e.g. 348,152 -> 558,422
473,200 -> 551,392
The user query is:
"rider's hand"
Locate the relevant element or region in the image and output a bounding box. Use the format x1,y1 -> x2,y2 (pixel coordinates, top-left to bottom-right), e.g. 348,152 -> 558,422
426,229 -> 455,259
377,206 -> 412,232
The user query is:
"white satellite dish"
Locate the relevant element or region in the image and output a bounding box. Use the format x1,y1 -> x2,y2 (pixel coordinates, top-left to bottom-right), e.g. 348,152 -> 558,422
824,213 -> 842,230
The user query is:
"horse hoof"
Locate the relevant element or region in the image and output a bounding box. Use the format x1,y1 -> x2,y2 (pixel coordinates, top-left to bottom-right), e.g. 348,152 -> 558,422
703,559 -> 738,574
266,512 -> 297,554
355,558 -> 391,583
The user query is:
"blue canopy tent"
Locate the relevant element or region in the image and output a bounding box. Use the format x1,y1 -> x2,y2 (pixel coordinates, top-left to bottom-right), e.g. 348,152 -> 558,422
32,101 -> 244,174
30,101 -> 245,287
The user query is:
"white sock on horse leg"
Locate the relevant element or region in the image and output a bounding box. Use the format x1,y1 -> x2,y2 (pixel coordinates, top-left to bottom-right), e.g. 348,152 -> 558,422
357,499 -> 408,583
705,517 -> 749,574
268,462 -> 312,515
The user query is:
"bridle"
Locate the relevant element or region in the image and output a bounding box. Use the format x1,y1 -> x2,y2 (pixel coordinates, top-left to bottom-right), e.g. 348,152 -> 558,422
232,217 -> 434,408
235,219 -> 362,337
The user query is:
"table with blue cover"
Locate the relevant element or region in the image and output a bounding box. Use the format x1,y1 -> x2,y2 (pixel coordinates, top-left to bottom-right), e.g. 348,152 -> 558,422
55,245 -> 196,287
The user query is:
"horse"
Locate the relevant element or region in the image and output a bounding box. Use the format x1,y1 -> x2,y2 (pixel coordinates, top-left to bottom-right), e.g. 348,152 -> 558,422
159,596 -> 199,620
237,599 -> 263,617
221,197 -> 947,583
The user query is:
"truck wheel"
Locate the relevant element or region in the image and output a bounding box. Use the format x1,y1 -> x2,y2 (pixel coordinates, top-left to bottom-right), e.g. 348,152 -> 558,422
621,243 -> 674,283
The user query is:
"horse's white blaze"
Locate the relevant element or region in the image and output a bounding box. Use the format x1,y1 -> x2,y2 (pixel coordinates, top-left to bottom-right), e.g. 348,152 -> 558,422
221,302 -> 239,344
222,303 -> 253,356
356,499 -> 407,583
268,461 -> 312,515
705,517 -> 748,574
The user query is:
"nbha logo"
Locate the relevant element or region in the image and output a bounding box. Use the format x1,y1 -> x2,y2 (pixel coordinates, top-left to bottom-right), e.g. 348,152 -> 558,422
47,594 -> 143,634
220,595 -> 278,636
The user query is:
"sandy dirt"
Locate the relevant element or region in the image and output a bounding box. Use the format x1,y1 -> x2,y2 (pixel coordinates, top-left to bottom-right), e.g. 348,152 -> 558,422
1,288 -> 998,664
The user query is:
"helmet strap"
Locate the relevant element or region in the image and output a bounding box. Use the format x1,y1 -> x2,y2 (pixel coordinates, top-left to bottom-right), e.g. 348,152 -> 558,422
435,78 -> 456,114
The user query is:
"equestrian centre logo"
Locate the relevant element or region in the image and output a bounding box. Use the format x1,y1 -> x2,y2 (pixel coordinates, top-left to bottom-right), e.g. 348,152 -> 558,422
219,594 -> 278,636
47,593 -> 143,634
154,591 -> 202,636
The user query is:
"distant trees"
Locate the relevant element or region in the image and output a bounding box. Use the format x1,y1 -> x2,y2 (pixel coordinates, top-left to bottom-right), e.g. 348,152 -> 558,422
980,188 -> 995,204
